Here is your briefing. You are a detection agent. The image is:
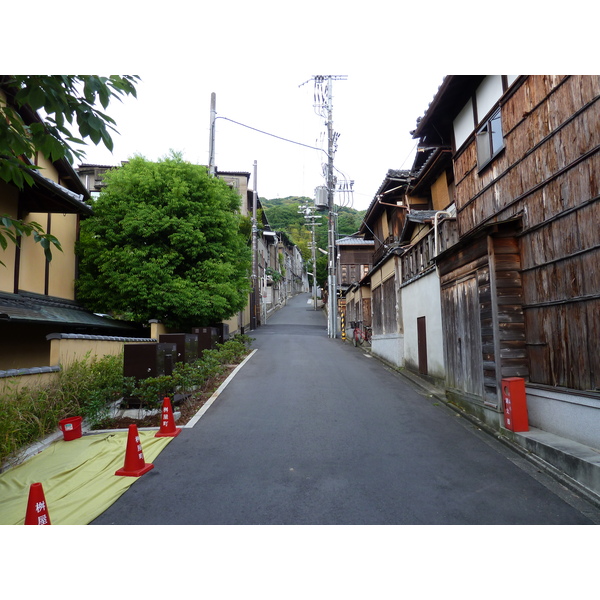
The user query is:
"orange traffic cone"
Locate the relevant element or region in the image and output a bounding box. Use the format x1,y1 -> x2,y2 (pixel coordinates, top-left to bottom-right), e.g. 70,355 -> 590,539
24,482 -> 51,525
115,424 -> 154,477
155,397 -> 181,438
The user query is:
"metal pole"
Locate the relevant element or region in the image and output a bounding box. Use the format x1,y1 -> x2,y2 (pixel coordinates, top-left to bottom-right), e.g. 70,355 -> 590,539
327,77 -> 337,338
252,160 -> 259,329
209,93 -> 216,176
312,215 -> 317,310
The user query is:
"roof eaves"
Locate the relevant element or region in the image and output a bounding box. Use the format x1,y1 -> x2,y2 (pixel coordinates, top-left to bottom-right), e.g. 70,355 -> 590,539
28,168 -> 93,215
359,169 -> 413,234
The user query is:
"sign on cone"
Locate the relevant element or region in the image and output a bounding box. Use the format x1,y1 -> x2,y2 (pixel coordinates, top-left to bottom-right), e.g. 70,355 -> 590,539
155,397 -> 181,438
115,424 -> 154,477
24,482 -> 51,525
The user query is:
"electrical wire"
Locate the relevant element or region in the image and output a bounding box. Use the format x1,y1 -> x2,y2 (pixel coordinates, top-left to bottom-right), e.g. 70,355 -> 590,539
215,115 -> 329,157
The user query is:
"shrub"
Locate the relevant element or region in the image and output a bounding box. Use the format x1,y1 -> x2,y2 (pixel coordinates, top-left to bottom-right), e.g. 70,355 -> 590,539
132,375 -> 176,409
0,335 -> 253,466
0,353 -> 125,465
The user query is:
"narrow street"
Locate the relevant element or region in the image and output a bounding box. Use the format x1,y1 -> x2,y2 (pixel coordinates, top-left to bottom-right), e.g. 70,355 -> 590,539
91,293 -> 600,525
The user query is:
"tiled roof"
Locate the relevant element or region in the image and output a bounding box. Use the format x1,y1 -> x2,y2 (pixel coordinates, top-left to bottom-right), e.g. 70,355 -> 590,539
46,333 -> 154,342
0,366 -> 60,379
337,236 -> 374,246
28,169 -> 93,215
0,293 -> 132,329
77,163 -> 117,169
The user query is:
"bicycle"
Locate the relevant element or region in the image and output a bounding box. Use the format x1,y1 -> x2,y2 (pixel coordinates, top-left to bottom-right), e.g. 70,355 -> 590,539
351,321 -> 372,347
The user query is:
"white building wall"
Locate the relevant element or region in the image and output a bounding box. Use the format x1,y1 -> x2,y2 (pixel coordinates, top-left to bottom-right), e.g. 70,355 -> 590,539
401,269 -> 445,381
371,335 -> 404,368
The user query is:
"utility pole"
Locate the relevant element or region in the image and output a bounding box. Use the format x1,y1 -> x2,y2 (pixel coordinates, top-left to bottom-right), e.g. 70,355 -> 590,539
208,92 -> 216,176
301,74 -> 347,337
299,203 -> 321,310
326,79 -> 336,338
323,76 -> 346,338
251,160 -> 259,329
310,210 -> 318,311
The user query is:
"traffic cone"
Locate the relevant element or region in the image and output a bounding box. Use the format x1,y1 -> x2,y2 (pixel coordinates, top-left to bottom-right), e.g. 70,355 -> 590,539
155,396 -> 181,438
115,424 -> 154,477
24,482 -> 51,525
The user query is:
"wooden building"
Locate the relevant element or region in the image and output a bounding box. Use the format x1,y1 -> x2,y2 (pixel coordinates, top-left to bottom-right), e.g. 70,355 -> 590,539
412,75 -> 600,448
398,142 -> 457,383
338,234 -> 374,335
337,235 -> 373,294
357,170 -> 415,366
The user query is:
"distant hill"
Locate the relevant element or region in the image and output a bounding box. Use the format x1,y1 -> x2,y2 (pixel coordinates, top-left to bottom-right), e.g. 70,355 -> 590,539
260,196 -> 365,241
259,196 -> 366,287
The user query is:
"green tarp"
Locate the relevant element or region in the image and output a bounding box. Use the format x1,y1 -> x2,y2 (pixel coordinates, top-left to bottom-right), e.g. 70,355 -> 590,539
0,430 -> 172,525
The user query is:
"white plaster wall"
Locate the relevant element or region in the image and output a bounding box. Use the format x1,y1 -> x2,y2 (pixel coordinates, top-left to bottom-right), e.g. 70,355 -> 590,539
371,334 -> 404,368
401,271 -> 445,379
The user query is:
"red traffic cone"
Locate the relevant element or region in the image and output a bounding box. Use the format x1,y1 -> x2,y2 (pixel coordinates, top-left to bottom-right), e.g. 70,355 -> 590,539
24,482 -> 51,525
115,424 -> 154,477
155,397 -> 181,438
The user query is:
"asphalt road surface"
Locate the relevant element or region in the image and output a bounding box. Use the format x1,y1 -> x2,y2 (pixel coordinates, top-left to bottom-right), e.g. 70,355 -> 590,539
92,293 -> 600,525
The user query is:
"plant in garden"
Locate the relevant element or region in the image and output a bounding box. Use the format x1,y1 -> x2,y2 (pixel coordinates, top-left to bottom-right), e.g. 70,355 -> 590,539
0,338 -> 253,465
76,153 -> 252,329
0,353 -> 126,464
54,353 -> 125,426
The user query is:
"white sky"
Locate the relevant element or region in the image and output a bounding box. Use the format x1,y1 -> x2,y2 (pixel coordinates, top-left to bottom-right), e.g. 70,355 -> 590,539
76,70 -> 445,211
9,2 -> 593,212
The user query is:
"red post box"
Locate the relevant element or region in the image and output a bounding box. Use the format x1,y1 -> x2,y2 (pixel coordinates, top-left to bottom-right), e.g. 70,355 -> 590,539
501,377 -> 529,432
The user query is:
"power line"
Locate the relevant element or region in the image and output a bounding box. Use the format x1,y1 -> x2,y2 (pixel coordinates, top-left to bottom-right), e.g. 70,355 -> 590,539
215,115 -> 329,156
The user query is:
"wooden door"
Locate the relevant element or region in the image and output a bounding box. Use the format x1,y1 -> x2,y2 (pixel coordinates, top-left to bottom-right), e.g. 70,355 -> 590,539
442,276 -> 483,396
417,316 -> 428,375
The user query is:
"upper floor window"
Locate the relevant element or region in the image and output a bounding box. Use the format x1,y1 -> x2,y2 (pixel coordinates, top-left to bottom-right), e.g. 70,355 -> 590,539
476,107 -> 504,169
452,75 -> 516,160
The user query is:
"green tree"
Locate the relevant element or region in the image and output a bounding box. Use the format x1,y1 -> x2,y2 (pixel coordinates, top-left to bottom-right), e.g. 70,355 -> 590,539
261,196 -> 366,288
0,75 -> 139,259
75,153 -> 252,329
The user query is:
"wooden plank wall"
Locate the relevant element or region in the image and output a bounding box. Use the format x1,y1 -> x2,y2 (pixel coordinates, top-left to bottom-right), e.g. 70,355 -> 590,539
490,235 -> 529,380
454,76 -> 599,238
361,298 -> 372,328
452,75 -> 600,394
439,235 -> 489,399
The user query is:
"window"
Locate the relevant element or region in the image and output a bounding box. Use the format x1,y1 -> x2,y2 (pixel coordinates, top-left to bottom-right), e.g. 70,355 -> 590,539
340,265 -> 348,284
476,107 -> 504,169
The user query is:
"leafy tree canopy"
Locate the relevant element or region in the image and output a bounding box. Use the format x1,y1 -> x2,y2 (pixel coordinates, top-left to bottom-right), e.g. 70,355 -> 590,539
0,75 -> 139,188
0,75 -> 139,262
76,153 -> 252,329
